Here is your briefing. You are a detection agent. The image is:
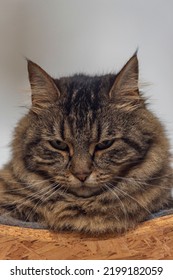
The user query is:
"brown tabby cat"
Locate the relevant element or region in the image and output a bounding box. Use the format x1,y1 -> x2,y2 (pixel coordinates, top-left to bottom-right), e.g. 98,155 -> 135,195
0,53 -> 172,235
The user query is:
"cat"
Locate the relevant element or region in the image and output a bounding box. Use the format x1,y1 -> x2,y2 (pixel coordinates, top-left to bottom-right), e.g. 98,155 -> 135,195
0,53 -> 172,235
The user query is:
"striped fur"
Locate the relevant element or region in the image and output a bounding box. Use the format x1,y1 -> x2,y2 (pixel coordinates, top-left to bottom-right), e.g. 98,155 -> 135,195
0,54 -> 172,235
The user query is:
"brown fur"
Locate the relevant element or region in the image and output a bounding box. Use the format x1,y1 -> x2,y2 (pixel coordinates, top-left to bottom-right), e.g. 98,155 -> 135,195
0,54 -> 172,235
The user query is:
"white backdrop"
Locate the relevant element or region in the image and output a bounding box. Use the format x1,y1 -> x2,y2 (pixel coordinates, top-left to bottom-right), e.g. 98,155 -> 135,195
0,0 -> 173,167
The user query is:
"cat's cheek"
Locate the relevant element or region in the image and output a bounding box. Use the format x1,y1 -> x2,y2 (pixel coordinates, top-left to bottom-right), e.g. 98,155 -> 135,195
94,153 -> 116,168
67,174 -> 82,188
84,172 -> 98,187
51,156 -> 70,170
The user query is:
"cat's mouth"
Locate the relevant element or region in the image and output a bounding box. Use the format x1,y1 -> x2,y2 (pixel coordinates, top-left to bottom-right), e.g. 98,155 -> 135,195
67,185 -> 104,198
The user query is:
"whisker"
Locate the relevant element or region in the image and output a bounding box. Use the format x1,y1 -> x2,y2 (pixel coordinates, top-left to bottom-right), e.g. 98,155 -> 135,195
0,177 -> 54,196
113,172 -> 173,182
25,182 -> 60,222
104,183 -> 128,226
109,182 -> 155,219
0,182 -> 56,220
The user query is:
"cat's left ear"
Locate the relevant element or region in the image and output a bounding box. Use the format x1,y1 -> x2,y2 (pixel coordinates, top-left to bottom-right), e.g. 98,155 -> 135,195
27,60 -> 61,113
109,53 -> 141,110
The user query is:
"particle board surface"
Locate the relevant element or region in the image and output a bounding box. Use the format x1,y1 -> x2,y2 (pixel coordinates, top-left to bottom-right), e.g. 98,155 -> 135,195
0,215 -> 173,260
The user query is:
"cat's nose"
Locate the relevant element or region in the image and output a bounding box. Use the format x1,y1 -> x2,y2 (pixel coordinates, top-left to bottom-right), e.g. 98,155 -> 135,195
74,171 -> 91,182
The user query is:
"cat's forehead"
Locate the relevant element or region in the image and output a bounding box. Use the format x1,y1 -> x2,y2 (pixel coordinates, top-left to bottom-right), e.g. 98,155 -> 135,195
54,74 -> 115,119
56,74 -> 115,102
55,113 -> 116,144
50,103 -> 123,143
39,74 -> 139,140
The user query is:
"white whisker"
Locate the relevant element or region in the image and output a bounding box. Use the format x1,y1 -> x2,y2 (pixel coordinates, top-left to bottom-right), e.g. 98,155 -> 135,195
109,182 -> 155,219
104,183 -> 128,227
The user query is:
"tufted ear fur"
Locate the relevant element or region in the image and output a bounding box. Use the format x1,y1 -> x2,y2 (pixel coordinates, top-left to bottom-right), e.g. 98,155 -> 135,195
27,60 -> 60,113
109,53 -> 142,111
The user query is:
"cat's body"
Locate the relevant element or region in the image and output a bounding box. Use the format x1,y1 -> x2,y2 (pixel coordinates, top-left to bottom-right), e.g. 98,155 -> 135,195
0,54 -> 172,235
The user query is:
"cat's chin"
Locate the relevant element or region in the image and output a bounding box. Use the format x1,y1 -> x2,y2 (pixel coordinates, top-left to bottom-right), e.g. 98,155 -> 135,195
68,185 -> 103,198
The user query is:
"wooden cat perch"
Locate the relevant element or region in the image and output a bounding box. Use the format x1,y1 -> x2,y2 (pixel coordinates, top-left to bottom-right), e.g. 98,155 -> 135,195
0,214 -> 173,259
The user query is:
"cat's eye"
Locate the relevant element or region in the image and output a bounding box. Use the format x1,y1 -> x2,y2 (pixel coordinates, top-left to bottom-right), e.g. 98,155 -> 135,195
95,139 -> 114,151
49,140 -> 69,151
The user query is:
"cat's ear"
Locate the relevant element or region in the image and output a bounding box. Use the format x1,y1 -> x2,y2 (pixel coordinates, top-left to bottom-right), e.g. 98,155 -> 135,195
27,60 -> 60,113
109,53 -> 142,110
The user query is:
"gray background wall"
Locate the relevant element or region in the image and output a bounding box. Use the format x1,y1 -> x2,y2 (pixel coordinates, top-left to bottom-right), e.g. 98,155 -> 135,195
0,0 -> 173,167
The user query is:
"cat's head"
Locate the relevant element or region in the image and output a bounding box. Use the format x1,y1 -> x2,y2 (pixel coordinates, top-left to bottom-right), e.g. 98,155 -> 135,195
14,54 -> 165,198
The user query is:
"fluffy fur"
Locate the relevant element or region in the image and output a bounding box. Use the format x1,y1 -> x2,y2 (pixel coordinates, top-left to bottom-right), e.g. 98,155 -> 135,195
0,54 -> 172,235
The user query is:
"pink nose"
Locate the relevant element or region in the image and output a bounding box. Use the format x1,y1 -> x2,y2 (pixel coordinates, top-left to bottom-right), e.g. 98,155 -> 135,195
74,172 -> 91,182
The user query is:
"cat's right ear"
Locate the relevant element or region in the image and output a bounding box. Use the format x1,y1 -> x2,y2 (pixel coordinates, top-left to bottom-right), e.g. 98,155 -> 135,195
27,60 -> 61,114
